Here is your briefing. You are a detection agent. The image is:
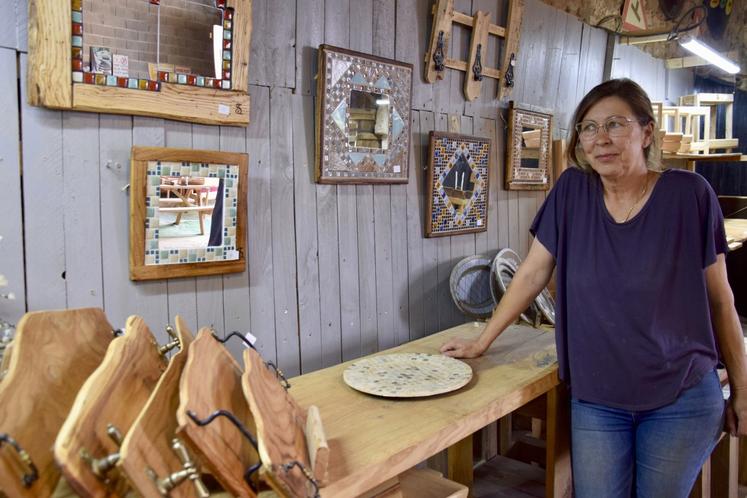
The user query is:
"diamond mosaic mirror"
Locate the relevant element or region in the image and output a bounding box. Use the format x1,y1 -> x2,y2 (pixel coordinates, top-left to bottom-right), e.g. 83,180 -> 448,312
315,45 -> 413,184
426,132 -> 491,237
505,102 -> 553,190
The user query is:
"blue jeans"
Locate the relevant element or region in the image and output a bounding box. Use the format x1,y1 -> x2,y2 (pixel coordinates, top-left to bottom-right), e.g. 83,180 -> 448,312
571,370 -> 725,498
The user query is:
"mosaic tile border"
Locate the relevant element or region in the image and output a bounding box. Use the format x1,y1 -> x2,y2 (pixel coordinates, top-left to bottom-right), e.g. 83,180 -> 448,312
426,132 -> 491,237
71,1 -> 234,92
144,161 -> 240,266
317,45 -> 413,183
506,104 -> 552,190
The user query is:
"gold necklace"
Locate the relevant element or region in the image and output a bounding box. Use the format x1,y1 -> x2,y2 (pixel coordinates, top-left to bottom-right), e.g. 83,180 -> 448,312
622,175 -> 649,222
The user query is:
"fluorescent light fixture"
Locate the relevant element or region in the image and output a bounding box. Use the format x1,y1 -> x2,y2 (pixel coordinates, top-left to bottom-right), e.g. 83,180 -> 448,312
376,98 -> 390,105
679,36 -> 740,74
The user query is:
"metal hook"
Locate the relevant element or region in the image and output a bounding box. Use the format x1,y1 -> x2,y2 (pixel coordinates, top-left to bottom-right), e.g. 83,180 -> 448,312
79,424 -> 123,481
265,361 -> 291,390
186,409 -> 261,492
433,31 -> 445,72
112,328 -> 124,337
146,438 -> 209,497
158,324 -> 181,356
212,331 -> 257,351
0,433 -> 39,487
504,53 -> 516,88
472,44 -> 483,81
279,460 -> 320,498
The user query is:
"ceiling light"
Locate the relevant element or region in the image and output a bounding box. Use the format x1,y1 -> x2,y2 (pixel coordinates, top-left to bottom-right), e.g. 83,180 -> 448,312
679,36 -> 740,74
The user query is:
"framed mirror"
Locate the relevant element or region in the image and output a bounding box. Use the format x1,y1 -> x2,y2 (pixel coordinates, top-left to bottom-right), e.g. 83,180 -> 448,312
130,146 -> 248,280
505,102 -> 553,190
315,45 -> 413,184
28,0 -> 251,126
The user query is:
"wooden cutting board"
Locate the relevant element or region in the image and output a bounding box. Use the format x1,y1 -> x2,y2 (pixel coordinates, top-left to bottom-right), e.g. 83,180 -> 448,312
0,308 -> 114,498
176,328 -> 260,498
54,315 -> 167,498
242,346 -> 328,498
118,316 -> 203,498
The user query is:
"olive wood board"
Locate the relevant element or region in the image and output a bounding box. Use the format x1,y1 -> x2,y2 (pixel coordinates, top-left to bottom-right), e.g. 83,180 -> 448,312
176,328 -> 260,498
242,346 -> 329,498
118,316 -> 202,498
54,316 -> 167,498
0,308 -> 114,498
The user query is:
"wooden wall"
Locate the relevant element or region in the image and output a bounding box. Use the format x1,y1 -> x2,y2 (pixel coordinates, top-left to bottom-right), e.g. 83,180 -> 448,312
0,0 -> 691,375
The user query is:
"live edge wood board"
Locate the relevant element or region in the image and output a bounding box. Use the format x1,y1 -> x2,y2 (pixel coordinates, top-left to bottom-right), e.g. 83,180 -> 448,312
27,0 -> 251,126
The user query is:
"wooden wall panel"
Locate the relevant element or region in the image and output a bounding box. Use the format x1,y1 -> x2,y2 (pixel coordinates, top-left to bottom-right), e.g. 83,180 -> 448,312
0,48 -> 25,323
4,0 -> 694,375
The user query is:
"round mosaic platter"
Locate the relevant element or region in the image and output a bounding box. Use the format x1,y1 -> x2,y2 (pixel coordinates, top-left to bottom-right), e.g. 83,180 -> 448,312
343,353 -> 473,398
449,255 -> 495,319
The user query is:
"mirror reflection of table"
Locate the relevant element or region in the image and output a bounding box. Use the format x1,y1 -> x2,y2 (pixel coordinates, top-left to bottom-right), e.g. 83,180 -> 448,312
289,322 -> 571,498
158,184 -> 214,235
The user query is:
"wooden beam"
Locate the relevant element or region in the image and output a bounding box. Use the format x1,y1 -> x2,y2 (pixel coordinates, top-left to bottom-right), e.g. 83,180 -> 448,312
464,11 -> 491,101
230,0 -> 252,92
498,0 -> 524,100
452,11 -> 506,37
27,0 -> 72,108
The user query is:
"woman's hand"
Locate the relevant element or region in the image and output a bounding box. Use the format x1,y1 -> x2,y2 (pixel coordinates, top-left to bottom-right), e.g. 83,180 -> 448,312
726,387 -> 747,436
440,337 -> 486,359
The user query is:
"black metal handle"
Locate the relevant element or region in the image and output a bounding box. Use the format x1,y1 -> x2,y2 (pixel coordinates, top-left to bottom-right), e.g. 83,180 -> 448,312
280,460 -> 320,498
265,361 -> 291,390
433,31 -> 445,72
472,44 -> 483,81
212,331 -> 257,351
504,53 -> 515,88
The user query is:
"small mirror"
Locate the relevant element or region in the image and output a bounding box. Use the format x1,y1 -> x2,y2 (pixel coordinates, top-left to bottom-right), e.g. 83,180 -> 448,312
130,147 -> 248,280
347,90 -> 389,150
505,102 -> 552,191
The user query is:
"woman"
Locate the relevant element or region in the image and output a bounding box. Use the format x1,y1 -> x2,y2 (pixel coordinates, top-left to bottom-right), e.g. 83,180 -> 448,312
441,78 -> 747,497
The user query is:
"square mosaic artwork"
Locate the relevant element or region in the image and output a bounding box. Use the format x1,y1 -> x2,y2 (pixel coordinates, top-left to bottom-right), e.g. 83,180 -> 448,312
505,102 -> 552,190
145,160 -> 240,266
316,45 -> 412,184
426,132 -> 491,237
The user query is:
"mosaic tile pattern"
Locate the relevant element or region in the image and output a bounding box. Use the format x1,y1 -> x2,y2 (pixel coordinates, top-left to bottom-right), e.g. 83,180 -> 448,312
145,161 -> 240,266
319,46 -> 412,182
508,108 -> 551,187
427,133 -> 490,236
71,2 -> 234,91
343,353 -> 473,398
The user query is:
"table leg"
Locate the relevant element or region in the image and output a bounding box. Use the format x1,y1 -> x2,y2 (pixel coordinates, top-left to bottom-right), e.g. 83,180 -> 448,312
546,382 -> 571,498
447,434 -> 473,490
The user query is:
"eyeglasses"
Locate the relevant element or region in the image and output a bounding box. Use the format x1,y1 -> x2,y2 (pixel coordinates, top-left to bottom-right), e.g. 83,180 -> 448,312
575,116 -> 641,142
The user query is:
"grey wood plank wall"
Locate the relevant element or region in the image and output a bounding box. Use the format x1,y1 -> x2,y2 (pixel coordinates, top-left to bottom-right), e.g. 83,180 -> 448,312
1,0 -> 690,375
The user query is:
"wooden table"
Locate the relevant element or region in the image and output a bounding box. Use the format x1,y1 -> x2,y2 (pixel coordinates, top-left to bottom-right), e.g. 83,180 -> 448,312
725,218 -> 747,251
290,322 -> 571,498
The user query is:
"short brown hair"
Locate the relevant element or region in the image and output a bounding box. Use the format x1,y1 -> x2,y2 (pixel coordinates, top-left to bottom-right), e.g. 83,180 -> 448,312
566,78 -> 660,172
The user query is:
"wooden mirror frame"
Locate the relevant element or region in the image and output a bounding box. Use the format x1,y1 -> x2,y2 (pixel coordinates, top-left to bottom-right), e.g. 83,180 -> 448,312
129,146 -> 248,280
505,102 -> 553,191
27,0 -> 252,126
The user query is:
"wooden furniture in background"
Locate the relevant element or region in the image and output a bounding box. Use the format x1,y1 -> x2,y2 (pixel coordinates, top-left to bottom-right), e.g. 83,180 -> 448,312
176,329 -> 260,498
27,0 -> 251,126
53,316 -> 166,497
290,322 -> 571,498
679,93 -> 738,154
117,316 -> 206,498
129,146 -> 248,281
424,0 -> 524,100
0,309 -> 114,498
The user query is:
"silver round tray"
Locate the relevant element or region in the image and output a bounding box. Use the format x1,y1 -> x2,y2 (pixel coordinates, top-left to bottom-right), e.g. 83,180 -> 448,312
491,248 -> 555,326
449,255 -> 495,319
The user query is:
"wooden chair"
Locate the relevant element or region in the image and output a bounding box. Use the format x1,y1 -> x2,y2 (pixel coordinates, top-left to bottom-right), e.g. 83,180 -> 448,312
176,329 -> 261,498
54,315 -> 167,497
241,345 -> 328,497
117,316 -> 208,498
0,308 -> 114,498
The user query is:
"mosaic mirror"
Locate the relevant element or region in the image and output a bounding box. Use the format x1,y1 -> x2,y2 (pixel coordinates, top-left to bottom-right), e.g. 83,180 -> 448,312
27,0 -> 251,126
130,147 -> 248,280
315,45 -> 413,184
505,102 -> 553,191
426,132 -> 491,237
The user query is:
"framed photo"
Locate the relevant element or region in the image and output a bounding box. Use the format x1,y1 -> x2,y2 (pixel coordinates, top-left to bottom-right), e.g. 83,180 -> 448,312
505,102 -> 553,190
315,44 -> 413,184
426,131 -> 491,237
129,147 -> 248,280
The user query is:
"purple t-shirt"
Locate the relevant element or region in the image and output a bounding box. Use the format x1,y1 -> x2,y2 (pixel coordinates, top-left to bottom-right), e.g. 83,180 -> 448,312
530,167 -> 727,410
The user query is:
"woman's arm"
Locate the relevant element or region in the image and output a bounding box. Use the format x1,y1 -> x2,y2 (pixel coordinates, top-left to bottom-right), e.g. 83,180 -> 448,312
705,253 -> 747,436
440,238 -> 556,358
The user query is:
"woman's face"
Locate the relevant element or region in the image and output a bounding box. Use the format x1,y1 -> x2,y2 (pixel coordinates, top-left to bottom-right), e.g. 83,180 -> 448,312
577,96 -> 653,179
